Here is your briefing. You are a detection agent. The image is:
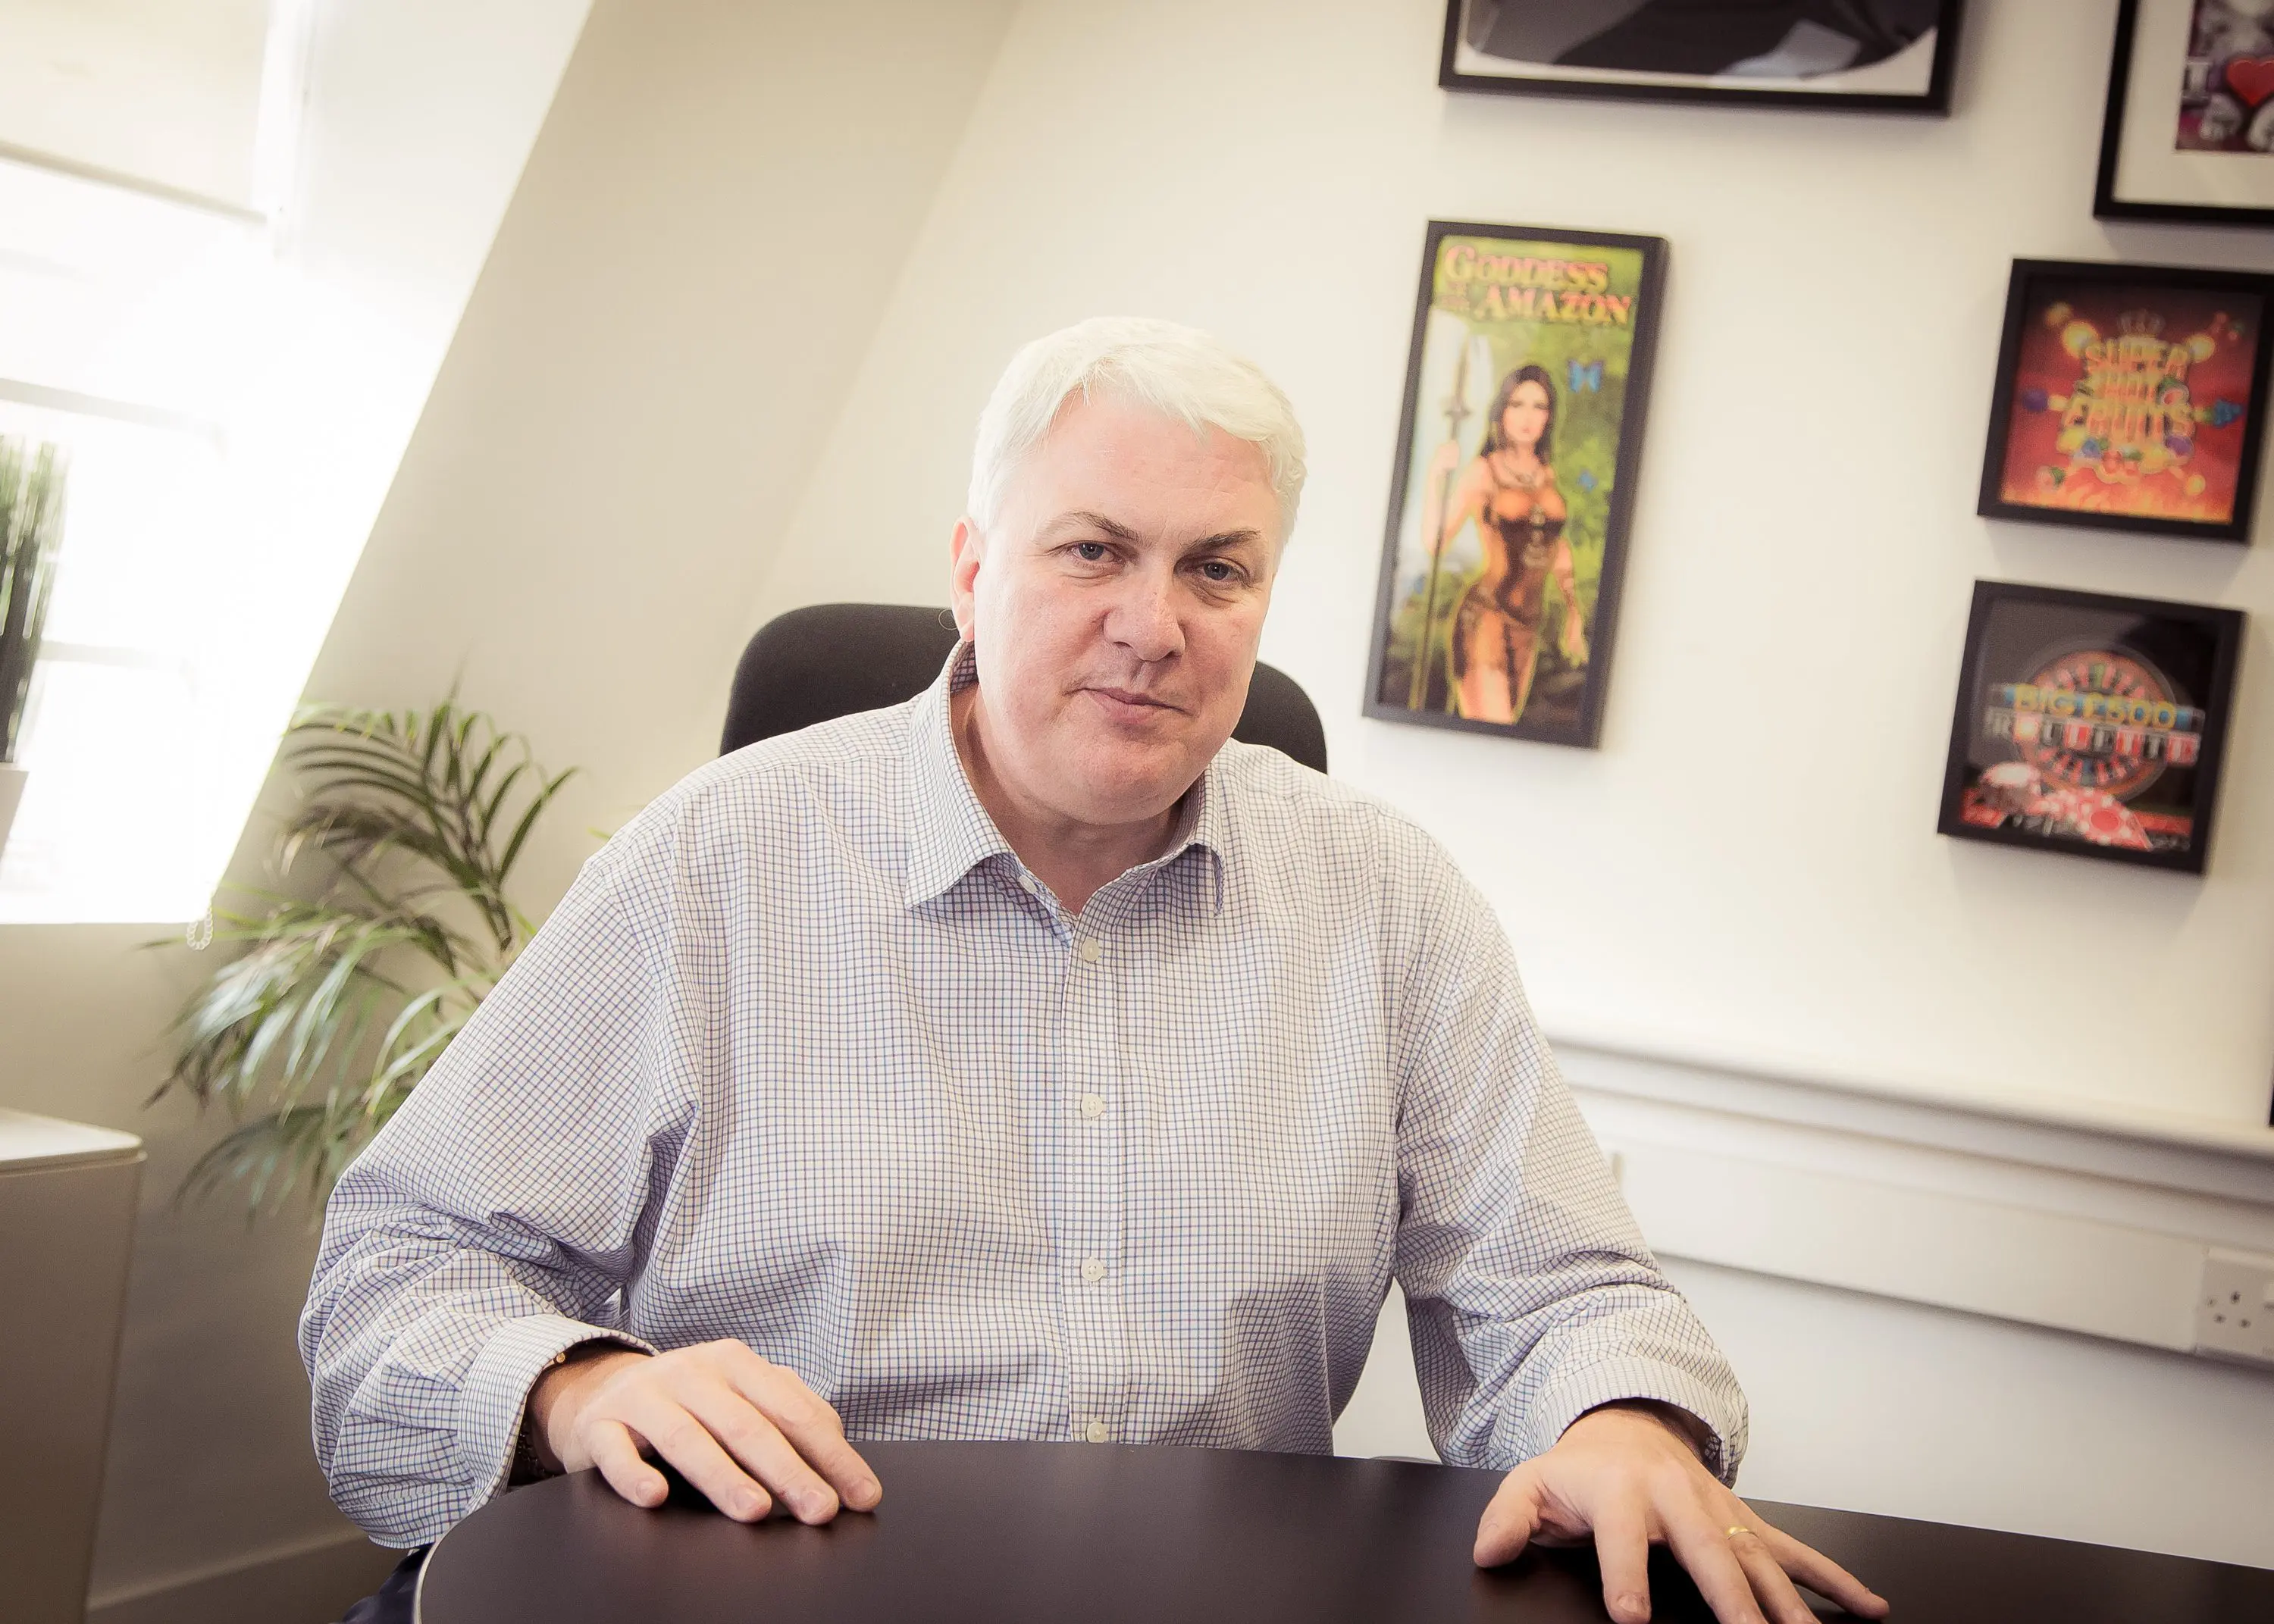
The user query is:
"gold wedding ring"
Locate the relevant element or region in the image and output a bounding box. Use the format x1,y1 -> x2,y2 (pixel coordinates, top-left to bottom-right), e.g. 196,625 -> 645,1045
1725,1525 -> 1754,1540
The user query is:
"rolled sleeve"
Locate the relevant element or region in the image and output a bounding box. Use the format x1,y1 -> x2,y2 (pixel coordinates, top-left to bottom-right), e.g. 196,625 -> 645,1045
456,1313 -> 656,1513
299,831 -> 697,1546
1519,1352 -> 1745,1484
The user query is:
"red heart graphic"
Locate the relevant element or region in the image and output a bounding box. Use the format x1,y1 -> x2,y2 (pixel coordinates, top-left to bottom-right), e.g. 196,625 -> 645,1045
2225,56 -> 2274,109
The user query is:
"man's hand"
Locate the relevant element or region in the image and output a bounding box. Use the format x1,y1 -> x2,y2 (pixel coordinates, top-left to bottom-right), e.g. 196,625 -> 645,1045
1473,1403 -> 1888,1624
528,1340 -> 882,1525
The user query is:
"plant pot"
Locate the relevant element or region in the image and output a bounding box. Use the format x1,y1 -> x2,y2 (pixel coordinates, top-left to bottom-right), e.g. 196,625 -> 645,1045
0,762 -> 25,856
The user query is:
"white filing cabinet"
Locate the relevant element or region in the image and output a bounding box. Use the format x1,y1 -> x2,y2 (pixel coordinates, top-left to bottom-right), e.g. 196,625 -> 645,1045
0,1109 -> 143,1624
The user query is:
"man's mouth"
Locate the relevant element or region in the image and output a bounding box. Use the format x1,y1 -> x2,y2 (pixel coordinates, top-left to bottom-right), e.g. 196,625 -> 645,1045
1085,686 -> 1182,716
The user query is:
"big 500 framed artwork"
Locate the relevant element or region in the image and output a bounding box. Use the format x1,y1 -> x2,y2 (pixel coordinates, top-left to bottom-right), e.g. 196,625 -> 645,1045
1937,580 -> 2243,874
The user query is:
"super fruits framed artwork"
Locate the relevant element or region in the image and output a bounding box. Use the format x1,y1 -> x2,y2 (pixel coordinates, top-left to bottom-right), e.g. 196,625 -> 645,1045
1976,258 -> 2274,543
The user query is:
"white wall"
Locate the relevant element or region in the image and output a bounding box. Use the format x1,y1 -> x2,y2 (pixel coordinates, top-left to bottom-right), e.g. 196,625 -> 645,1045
299,0 -> 1020,913
1665,1257 -> 2274,1567
757,0 -> 2274,1136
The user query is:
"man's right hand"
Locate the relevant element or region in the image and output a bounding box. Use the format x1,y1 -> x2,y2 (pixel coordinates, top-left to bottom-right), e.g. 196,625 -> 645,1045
528,1340 -> 882,1525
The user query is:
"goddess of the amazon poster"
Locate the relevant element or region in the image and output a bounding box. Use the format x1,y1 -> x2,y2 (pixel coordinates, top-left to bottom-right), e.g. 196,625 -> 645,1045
1364,221 -> 1667,748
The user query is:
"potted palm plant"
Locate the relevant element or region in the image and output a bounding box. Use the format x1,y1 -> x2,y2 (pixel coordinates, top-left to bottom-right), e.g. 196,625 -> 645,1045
152,700 -> 576,1211
0,437 -> 67,856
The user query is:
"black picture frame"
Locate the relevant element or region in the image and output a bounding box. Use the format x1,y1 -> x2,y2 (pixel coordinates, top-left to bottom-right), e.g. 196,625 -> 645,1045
1936,580 -> 2243,875
2096,0 -> 2274,228
1361,220 -> 1667,749
1438,1 -> 1964,114
1975,258 -> 2274,545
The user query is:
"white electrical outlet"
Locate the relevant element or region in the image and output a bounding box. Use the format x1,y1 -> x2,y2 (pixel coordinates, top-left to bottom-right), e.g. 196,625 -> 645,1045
2194,1249 -> 2274,1368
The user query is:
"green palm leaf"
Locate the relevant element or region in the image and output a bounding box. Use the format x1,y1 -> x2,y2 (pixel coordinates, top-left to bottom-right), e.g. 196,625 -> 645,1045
151,699 -> 575,1215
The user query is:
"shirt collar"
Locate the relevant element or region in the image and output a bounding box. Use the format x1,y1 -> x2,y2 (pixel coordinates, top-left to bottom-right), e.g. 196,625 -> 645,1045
902,643 -> 1013,907
901,642 -> 1228,914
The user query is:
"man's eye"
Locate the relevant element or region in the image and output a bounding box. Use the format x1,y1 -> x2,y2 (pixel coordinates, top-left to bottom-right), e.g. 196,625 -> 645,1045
1198,560 -> 1242,584
1071,541 -> 1110,562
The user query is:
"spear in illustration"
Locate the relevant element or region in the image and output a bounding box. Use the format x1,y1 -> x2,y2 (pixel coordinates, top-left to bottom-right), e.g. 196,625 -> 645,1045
1407,336 -> 1477,712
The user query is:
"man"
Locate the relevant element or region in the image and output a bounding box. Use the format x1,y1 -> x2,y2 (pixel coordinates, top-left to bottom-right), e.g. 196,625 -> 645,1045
305,318 -> 1885,1624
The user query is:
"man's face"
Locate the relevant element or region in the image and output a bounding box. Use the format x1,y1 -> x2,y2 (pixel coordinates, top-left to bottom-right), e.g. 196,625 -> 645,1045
951,393 -> 1281,831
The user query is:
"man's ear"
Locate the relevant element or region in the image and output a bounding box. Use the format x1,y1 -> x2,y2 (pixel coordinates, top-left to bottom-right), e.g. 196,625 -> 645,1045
949,517 -> 985,643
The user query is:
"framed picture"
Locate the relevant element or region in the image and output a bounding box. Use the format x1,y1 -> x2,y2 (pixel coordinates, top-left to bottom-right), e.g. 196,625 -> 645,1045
2096,0 -> 2274,226
1439,1 -> 1964,114
1937,580 -> 2243,875
1363,220 -> 1666,748
1975,259 -> 2274,543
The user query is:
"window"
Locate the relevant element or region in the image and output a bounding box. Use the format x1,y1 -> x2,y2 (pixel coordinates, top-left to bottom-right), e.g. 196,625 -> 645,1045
0,392 -> 230,919
0,99 -> 287,922
0,0 -> 333,922
0,0 -> 587,924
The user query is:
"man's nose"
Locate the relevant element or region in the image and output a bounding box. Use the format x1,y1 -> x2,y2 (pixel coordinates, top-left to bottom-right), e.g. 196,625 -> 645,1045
1105,569 -> 1183,663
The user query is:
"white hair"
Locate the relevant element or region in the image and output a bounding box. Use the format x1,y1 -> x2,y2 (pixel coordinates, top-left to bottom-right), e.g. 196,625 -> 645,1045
966,316 -> 1308,543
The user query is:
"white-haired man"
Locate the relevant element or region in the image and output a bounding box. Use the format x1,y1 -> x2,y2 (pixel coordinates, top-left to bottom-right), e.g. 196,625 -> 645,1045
305,318 -> 1885,1624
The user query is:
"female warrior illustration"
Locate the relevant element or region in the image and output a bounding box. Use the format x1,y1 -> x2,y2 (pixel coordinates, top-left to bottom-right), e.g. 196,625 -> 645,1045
1420,364 -> 1590,724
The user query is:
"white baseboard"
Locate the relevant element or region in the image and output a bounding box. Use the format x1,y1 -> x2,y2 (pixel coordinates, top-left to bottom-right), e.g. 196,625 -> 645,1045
1558,1040 -> 2274,1363
88,1527 -> 403,1624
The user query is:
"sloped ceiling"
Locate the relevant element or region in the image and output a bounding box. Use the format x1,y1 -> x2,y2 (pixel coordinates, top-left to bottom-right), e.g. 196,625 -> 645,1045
0,0 -> 274,208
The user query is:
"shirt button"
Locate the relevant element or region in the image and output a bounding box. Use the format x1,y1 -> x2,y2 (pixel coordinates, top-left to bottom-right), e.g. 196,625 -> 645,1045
1080,1256 -> 1107,1283
1085,1419 -> 1110,1444
1078,1093 -> 1105,1119
1017,873 -> 1036,895
1076,937 -> 1103,963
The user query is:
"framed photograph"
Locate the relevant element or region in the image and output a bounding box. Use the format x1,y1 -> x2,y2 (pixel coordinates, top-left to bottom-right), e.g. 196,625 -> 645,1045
1439,1 -> 1964,114
2097,0 -> 2274,226
1976,259 -> 2274,543
1363,220 -> 1666,749
1937,580 -> 2243,875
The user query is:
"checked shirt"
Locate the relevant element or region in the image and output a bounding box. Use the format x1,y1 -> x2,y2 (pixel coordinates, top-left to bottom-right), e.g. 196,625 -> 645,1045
300,645 -> 1746,1547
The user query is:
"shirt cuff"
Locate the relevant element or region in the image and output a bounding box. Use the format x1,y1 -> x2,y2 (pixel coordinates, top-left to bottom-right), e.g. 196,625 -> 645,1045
1518,1363 -> 1747,1485
454,1313 -> 656,1516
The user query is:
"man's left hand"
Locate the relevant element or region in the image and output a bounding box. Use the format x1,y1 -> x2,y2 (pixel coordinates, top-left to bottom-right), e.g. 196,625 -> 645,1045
1473,1402 -> 1890,1623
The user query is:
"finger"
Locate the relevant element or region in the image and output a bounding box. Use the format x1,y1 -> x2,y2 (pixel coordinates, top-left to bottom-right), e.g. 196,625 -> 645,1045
1471,1466 -> 1544,1567
1663,1507 -> 1768,1624
681,1383 -> 843,1525
1754,1522 -> 1890,1619
584,1420 -> 671,1510
1727,1528 -> 1817,1624
730,1356 -> 883,1512
1590,1498 -> 1655,1624
619,1394 -> 773,1523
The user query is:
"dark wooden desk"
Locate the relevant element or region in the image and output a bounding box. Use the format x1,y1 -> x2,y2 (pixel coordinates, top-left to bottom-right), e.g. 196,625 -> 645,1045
415,1441 -> 2274,1622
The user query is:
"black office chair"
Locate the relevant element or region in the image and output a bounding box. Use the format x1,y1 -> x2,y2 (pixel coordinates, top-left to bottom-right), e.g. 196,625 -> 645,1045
722,602 -> 1327,774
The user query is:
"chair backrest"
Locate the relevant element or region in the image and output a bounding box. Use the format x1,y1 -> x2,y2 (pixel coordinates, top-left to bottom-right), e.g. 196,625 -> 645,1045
722,602 -> 1327,774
